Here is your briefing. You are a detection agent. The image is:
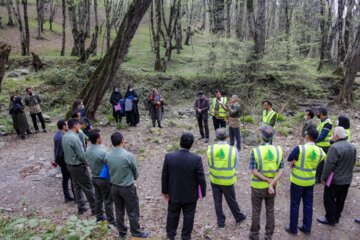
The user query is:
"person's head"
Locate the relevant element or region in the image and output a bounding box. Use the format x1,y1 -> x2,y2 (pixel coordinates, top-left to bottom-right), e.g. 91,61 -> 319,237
79,117 -> 90,129
216,128 -> 227,141
316,107 -> 328,119
14,96 -> 22,104
111,132 -> 124,147
152,88 -> 159,95
67,118 -> 80,132
74,99 -> 83,110
229,95 -> 238,104
180,133 -> 194,150
332,126 -> 347,142
113,87 -> 119,93
262,100 -> 272,111
88,129 -> 101,144
25,87 -> 33,95
305,127 -> 318,142
57,119 -> 68,131
128,85 -> 134,92
305,109 -> 314,120
215,90 -> 222,99
260,125 -> 274,143
197,91 -> 205,99
71,111 -> 81,120
338,115 -> 350,129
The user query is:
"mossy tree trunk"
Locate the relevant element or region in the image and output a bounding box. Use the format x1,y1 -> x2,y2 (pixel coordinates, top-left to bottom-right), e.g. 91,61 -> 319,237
71,0 -> 152,120
0,42 -> 11,93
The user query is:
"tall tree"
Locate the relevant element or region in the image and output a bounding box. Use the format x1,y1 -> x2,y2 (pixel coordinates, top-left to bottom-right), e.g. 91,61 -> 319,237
0,42 -> 11,93
337,0 -> 346,64
212,0 -> 225,34
344,0 -> 355,53
254,0 -> 266,59
61,0 -> 66,56
14,0 -> 26,55
49,0 -> 59,31
73,0 -> 152,120
6,0 -> 15,26
225,0 -> 231,38
36,0 -> 45,39
318,0 -> 327,70
152,0 -> 164,71
235,0 -> 245,39
22,0 -> 30,55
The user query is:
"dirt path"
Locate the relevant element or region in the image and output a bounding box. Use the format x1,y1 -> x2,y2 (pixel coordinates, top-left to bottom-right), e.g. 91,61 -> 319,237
1,109 -> 360,240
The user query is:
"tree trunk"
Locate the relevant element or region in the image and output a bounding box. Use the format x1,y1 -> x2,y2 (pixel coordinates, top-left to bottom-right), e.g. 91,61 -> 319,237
336,26 -> 360,105
72,0 -> 152,120
324,0 -> 335,61
254,0 -> 266,59
36,0 -> 45,38
15,0 -> 26,55
61,0 -> 66,56
225,0 -> 231,38
104,0 -> 112,50
212,0 -> 225,34
153,0 -> 164,71
6,0 -> 15,26
199,0 -> 206,30
0,42 -> 11,93
184,25 -> 191,45
22,0 -> 30,55
79,0 -> 98,62
337,0 -> 345,64
246,0 -> 255,41
344,0 -> 354,53
318,0 -> 327,71
235,0 -> 244,40
175,0 -> 182,54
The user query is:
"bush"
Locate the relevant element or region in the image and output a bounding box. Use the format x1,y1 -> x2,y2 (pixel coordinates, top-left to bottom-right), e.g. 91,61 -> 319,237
277,126 -> 293,137
240,115 -> 255,124
276,113 -> 286,122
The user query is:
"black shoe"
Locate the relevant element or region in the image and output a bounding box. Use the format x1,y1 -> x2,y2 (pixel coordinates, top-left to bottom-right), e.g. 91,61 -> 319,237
91,210 -> 96,216
298,225 -> 310,235
78,208 -> 88,215
132,231 -> 150,238
43,129 -> 47,133
64,197 -> 74,203
198,137 -> 204,140
204,138 -> 209,143
236,213 -> 247,224
26,130 -> 32,135
218,224 -> 225,228
35,129 -> 40,133
158,125 -> 163,128
335,219 -> 339,224
21,135 -> 26,140
317,216 -> 335,226
284,225 -> 297,235
354,218 -> 360,224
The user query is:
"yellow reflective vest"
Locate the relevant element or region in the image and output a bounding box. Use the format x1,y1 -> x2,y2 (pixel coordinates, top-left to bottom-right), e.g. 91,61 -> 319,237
262,109 -> 277,127
316,118 -> 333,148
210,97 -> 227,118
251,145 -> 283,189
207,144 -> 237,186
346,129 -> 351,141
290,144 -> 326,187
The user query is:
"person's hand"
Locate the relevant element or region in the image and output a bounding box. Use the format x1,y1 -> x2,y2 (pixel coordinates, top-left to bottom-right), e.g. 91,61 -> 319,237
197,109 -> 202,113
163,194 -> 169,201
322,181 -> 326,186
268,185 -> 275,195
288,160 -> 294,168
51,161 -> 58,167
267,178 -> 272,184
157,101 -> 161,105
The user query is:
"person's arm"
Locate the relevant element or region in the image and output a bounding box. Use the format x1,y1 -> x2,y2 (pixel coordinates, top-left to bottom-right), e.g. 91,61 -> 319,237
73,137 -> 86,163
269,113 -> 277,127
321,147 -> 338,182
249,150 -> 272,183
194,99 -> 199,111
24,97 -> 29,106
196,156 -> 207,198
161,155 -> 169,195
268,168 -> 284,194
54,138 -> 63,163
129,154 -> 139,180
316,123 -> 332,142
287,146 -> 300,167
203,98 -> 210,111
251,169 -> 273,182
36,95 -> 41,104
234,150 -> 239,170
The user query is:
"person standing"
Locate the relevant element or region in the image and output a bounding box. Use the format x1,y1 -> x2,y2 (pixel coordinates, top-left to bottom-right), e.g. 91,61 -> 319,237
11,96 -> 31,139
261,100 -> 277,128
71,99 -> 86,118
221,95 -> 241,151
284,128 -> 326,235
337,115 -> 351,141
9,96 -> 20,135
209,90 -> 227,132
162,133 -> 207,240
302,109 -> 317,139
125,85 -> 140,127
207,128 -> 246,228
24,87 -> 46,133
249,126 -> 284,240
86,130 -> 115,224
148,89 -> 164,128
315,107 -> 333,183
62,118 -> 96,215
110,87 -> 123,123
53,119 -> 74,203
194,91 -> 210,143
105,132 -> 150,239
317,127 -> 356,226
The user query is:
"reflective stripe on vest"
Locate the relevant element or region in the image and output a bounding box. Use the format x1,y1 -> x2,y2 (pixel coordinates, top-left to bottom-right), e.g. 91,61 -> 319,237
210,97 -> 227,118
251,145 -> 282,189
346,129 -> 351,141
262,110 -> 277,126
316,118 -> 333,147
208,144 -> 237,186
290,145 -> 324,186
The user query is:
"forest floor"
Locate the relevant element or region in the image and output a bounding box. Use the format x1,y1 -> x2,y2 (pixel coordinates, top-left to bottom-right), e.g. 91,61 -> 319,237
1,104 -> 360,240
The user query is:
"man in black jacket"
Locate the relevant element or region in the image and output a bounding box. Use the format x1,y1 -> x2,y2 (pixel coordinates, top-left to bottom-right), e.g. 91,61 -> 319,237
161,133 -> 207,240
194,91 -> 210,143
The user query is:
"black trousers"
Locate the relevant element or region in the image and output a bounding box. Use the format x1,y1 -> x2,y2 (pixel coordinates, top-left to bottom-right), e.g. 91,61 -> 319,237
111,184 -> 142,236
59,164 -> 74,200
197,115 -> 209,139
315,146 -> 329,182
166,201 -> 197,240
324,184 -> 350,224
66,164 -> 95,212
30,112 -> 46,130
211,183 -> 245,227
92,178 -> 115,223
229,127 -> 241,151
112,107 -> 122,123
212,117 -> 226,131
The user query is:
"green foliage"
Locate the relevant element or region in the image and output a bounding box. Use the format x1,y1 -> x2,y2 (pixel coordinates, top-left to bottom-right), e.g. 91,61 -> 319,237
116,122 -> 126,130
240,115 -> 255,124
107,114 -> 115,123
0,215 -> 111,240
277,126 -> 293,137
167,142 -> 180,152
276,114 -> 286,122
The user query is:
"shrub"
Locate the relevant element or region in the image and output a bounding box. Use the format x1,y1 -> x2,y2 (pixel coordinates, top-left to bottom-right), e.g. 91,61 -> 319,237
240,115 -> 255,124
276,113 -> 286,122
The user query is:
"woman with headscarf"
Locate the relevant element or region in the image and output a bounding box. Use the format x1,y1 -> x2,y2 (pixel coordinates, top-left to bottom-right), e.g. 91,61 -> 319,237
338,115 -> 351,141
9,96 -> 20,135
12,96 -> 31,139
71,99 -> 86,118
148,88 -> 164,128
125,85 -> 140,126
109,87 -> 123,123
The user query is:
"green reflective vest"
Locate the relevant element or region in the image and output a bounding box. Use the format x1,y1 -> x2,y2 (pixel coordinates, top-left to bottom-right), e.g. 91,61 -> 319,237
210,97 -> 227,118
262,109 -> 277,126
290,144 -> 326,187
251,145 -> 283,189
207,144 -> 237,186
316,118 -> 333,147
346,129 -> 351,141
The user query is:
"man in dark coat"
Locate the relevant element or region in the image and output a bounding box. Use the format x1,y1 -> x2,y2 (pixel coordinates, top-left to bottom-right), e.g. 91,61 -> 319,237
110,87 -> 123,123
194,91 -> 210,143
11,96 -> 31,139
24,87 -> 46,133
161,133 -> 207,240
125,85 -> 140,127
9,96 -> 19,135
148,89 -> 164,128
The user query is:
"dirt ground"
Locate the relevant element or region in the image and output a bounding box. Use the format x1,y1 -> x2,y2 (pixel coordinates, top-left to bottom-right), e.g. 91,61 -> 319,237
1,108 -> 360,240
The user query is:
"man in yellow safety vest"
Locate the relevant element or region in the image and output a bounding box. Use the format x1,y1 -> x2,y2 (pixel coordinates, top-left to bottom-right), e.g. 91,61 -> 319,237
262,100 -> 277,128
284,127 -> 326,236
207,128 -> 246,228
210,90 -> 227,133
249,126 -> 284,240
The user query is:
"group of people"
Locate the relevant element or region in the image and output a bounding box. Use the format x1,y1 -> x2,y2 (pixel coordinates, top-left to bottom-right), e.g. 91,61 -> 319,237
8,87 -> 47,139
48,88 -> 359,240
109,86 -> 164,128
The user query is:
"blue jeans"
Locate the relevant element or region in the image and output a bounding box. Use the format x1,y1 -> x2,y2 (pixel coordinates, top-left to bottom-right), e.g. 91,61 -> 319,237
229,127 -> 241,151
290,183 -> 314,233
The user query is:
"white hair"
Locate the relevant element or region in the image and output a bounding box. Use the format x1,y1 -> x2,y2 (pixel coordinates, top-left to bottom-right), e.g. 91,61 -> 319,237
334,126 -> 347,139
